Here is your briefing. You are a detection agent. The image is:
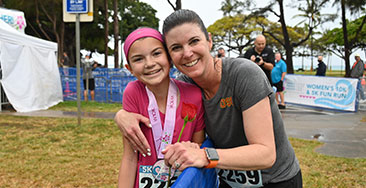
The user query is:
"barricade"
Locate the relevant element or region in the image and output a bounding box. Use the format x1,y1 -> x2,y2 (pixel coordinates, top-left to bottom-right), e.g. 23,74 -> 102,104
59,67 -> 181,103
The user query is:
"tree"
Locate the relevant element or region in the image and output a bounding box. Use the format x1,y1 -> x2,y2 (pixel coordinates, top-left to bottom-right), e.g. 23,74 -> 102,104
318,15 -> 366,65
119,0 -> 159,42
3,0 -> 159,68
332,0 -> 366,76
207,15 -> 262,55
104,0 -> 109,68
167,0 -> 181,11
113,0 -> 119,68
247,0 -> 332,73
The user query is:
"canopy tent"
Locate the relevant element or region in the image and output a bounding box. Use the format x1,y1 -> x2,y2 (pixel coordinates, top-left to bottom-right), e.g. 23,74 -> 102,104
0,19 -> 62,112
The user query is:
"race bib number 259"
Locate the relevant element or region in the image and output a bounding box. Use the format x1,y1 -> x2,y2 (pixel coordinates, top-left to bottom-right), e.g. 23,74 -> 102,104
217,169 -> 263,188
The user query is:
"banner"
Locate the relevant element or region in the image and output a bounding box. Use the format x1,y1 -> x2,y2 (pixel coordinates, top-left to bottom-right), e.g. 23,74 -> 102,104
284,75 -> 358,111
0,8 -> 26,33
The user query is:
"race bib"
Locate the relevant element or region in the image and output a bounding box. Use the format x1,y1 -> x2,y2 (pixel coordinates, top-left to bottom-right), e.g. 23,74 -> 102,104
139,165 -> 181,188
216,169 -> 263,188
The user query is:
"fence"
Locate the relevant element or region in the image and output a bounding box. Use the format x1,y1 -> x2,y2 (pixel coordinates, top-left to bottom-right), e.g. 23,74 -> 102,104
59,67 -> 180,103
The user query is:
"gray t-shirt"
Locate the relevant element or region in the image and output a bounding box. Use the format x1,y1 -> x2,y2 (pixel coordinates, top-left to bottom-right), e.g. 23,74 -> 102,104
179,57 -> 300,184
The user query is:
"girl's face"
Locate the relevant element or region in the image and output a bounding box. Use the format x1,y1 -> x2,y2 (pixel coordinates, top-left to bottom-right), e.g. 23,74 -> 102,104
164,23 -> 213,79
126,37 -> 170,87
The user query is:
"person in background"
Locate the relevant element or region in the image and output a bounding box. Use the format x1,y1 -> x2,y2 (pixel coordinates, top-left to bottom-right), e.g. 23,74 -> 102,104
271,52 -> 287,109
117,27 -> 205,188
315,55 -> 327,76
216,47 -> 226,58
61,52 -> 71,68
81,53 -> 97,101
115,9 -> 302,188
351,53 -> 366,103
239,35 -> 275,85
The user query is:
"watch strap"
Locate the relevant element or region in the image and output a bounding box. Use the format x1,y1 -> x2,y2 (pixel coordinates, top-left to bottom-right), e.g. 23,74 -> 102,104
203,147 -> 219,168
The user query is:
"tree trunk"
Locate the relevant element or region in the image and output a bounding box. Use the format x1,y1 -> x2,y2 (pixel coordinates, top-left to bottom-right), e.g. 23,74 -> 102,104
113,0 -> 119,68
59,22 -> 65,67
341,0 -> 351,77
167,0 -> 181,10
175,0 -> 181,10
104,0 -> 109,68
278,0 -> 294,74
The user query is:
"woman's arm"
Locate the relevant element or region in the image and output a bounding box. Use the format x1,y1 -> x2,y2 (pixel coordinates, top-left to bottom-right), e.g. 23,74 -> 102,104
163,97 -> 276,171
118,137 -> 138,188
216,96 -> 276,170
115,109 -> 151,156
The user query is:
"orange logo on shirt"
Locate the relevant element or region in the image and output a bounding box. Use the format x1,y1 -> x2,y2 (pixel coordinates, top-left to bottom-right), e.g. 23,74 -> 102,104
220,97 -> 233,108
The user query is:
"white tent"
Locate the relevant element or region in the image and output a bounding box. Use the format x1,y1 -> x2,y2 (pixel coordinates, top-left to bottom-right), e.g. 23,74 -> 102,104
0,19 -> 62,112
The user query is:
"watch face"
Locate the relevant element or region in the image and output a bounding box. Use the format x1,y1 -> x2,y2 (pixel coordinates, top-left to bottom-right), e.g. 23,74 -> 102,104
205,148 -> 219,161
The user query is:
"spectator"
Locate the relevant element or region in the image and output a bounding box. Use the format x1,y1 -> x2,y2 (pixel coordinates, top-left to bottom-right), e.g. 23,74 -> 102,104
61,52 -> 71,68
351,53 -> 366,103
271,52 -> 287,109
239,35 -> 275,85
315,55 -> 327,76
216,47 -> 225,58
81,53 -> 97,101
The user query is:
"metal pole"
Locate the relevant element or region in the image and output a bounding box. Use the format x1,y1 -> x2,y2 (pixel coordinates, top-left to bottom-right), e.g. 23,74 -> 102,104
76,13 -> 81,125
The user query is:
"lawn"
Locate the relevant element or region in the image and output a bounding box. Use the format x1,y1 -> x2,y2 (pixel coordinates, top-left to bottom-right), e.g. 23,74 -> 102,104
294,70 -> 346,77
1,102 -> 365,187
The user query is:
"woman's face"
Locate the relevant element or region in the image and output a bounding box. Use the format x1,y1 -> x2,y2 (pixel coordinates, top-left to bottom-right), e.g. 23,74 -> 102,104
164,23 -> 212,79
126,37 -> 170,87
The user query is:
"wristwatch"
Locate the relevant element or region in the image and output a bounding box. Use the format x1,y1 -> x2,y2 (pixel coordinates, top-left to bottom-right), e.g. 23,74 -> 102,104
204,147 -> 219,168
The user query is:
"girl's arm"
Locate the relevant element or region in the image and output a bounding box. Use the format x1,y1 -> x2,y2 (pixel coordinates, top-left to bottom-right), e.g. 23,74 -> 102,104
118,136 -> 138,188
191,130 -> 205,145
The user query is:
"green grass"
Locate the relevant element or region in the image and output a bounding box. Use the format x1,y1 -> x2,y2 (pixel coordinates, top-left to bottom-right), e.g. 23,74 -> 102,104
1,101 -> 365,187
294,70 -> 346,77
49,101 -> 122,112
0,115 -> 122,187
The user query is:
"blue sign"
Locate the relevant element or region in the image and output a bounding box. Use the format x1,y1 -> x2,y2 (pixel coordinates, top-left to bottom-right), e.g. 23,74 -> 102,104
66,0 -> 88,13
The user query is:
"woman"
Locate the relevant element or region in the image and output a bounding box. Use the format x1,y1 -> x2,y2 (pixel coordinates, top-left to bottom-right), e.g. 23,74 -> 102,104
115,9 -> 302,187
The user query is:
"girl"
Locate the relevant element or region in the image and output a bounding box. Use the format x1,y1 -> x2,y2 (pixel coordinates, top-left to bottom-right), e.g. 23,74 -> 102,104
117,27 -> 205,188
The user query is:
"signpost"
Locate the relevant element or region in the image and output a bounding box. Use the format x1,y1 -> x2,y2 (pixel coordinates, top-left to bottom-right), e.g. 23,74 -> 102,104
63,0 -> 93,125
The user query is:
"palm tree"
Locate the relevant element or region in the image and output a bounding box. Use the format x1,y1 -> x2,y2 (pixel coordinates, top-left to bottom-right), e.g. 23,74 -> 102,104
333,0 -> 366,76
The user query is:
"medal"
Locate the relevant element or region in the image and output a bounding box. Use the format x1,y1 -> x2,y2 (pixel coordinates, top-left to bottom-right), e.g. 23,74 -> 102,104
152,160 -> 176,182
146,79 -> 178,182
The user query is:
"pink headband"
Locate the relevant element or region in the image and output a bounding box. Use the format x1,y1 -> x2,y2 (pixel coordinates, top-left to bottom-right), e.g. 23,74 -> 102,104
123,28 -> 164,61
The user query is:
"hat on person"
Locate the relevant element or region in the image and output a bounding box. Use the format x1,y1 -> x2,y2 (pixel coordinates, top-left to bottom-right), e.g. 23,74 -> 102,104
123,27 -> 164,61
355,53 -> 360,57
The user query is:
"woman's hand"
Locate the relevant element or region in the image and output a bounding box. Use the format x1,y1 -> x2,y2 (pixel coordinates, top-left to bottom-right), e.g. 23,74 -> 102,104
162,141 -> 208,171
114,109 -> 151,156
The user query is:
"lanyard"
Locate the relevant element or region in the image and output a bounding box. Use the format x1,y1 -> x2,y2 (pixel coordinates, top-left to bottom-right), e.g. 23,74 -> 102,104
146,79 -> 177,159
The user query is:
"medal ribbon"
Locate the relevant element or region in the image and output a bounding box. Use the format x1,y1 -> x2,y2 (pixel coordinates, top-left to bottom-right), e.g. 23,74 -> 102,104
146,79 -> 177,159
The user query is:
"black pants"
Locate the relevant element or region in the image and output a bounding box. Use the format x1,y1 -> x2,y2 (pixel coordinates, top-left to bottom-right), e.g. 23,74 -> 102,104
262,170 -> 302,188
219,170 -> 302,188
